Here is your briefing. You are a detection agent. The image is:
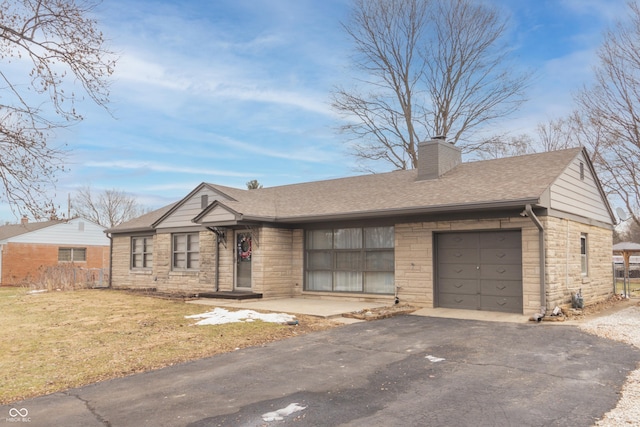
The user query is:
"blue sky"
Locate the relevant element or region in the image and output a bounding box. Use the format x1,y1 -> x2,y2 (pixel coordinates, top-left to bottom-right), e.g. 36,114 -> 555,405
0,0 -> 629,222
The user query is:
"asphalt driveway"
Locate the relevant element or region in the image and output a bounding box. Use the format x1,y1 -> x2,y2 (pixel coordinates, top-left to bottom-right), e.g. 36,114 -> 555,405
2,315 -> 639,427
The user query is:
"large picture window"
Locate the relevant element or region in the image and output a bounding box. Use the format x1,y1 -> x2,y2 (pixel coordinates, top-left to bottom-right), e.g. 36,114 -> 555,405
131,236 -> 153,269
172,233 -> 200,270
305,226 -> 394,294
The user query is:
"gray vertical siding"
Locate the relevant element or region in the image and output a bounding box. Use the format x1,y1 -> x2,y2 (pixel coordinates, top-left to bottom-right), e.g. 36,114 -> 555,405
156,188 -> 227,229
549,152 -> 612,224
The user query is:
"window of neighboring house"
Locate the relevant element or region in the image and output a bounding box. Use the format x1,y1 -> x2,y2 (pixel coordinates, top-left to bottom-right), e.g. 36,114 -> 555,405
172,233 -> 200,270
580,233 -> 588,276
305,226 -> 394,294
131,236 -> 153,269
58,247 -> 87,262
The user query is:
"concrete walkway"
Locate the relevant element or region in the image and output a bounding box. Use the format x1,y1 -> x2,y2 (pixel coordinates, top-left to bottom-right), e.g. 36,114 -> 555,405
188,297 -> 531,323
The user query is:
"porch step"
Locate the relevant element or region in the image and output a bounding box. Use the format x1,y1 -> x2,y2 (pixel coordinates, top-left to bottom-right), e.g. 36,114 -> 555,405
198,291 -> 263,300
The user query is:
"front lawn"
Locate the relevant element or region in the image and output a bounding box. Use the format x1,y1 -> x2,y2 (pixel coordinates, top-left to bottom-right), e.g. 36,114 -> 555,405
0,288 -> 337,404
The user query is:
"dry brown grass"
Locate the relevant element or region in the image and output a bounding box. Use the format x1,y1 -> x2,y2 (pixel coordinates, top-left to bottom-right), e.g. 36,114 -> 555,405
0,287 -> 339,404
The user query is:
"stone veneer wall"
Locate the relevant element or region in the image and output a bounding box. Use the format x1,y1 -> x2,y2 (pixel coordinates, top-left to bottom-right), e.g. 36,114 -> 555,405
251,227 -> 302,298
110,227 -> 303,297
110,234 -> 153,289
394,217 -> 541,313
544,216 -> 613,308
111,230 -> 220,293
110,217 -> 612,311
394,216 -> 613,314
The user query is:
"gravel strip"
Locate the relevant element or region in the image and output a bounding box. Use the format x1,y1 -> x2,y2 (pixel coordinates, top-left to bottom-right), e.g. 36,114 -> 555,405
578,304 -> 640,426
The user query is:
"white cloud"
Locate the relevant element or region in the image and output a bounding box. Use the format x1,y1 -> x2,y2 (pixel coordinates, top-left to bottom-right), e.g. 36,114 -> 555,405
83,160 -> 250,177
116,55 -> 193,91
560,0 -> 627,22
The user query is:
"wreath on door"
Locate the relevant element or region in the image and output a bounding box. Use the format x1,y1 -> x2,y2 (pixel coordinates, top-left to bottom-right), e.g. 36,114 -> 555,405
238,236 -> 252,260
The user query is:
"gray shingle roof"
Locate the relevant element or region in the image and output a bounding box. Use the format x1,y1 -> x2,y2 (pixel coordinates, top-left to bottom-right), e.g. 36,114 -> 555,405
106,203 -> 178,233
207,147 -> 582,221
110,147 -> 586,232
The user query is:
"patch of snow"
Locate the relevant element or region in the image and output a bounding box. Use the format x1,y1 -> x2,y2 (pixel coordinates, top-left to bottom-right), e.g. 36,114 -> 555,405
186,307 -> 296,325
261,403 -> 307,422
27,290 -> 47,294
425,355 -> 445,363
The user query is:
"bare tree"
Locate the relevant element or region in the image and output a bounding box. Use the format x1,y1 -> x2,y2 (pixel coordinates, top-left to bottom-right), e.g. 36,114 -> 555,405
246,179 -> 263,190
476,134 -> 535,160
575,1 -> 640,228
0,0 -> 115,218
535,115 -> 585,152
332,0 -> 531,171
71,186 -> 146,228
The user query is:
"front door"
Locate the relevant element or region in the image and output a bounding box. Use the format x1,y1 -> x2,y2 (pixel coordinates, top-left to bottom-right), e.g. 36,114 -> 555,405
235,232 -> 252,290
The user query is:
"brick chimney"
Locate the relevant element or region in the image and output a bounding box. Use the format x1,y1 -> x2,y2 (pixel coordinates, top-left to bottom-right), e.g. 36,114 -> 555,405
20,216 -> 28,225
416,136 -> 462,180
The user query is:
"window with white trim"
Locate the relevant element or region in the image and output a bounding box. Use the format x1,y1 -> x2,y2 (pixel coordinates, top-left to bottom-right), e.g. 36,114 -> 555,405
131,236 -> 153,269
580,233 -> 588,276
58,247 -> 87,262
305,226 -> 394,294
172,233 -> 200,270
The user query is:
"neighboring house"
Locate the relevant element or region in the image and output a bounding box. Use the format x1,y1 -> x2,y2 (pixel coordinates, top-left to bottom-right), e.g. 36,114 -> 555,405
0,217 -> 110,286
107,139 -> 616,316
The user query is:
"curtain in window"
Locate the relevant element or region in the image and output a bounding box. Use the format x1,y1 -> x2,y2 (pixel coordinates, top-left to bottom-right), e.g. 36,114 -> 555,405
365,272 -> 394,293
334,228 -> 362,249
334,271 -> 363,292
365,226 -> 394,248
306,230 -> 332,249
307,271 -> 332,291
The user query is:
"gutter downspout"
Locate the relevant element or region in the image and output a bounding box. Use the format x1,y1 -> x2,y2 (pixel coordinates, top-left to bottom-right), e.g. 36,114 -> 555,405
206,227 -> 221,292
107,233 -> 113,288
215,233 -> 220,292
524,204 -> 546,320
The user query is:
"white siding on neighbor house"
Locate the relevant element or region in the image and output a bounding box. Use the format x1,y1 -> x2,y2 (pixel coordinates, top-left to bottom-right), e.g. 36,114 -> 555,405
156,187 -> 224,229
549,151 -> 612,225
7,218 -> 108,245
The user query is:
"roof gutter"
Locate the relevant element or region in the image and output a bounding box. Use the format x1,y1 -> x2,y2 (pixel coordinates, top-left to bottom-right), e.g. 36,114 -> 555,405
523,204 -> 546,319
259,198 -> 542,224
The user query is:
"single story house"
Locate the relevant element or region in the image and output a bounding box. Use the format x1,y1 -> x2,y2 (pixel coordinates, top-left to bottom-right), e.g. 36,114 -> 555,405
107,139 -> 615,315
0,217 -> 110,286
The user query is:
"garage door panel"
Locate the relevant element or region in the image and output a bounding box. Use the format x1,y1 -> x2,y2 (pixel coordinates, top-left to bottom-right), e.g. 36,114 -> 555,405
439,248 -> 479,264
479,231 -> 521,248
438,263 -> 478,280
437,233 -> 479,249
436,230 -> 523,314
479,264 -> 522,280
438,293 -> 479,310
438,278 -> 477,295
480,280 -> 522,297
479,248 -> 521,264
480,295 -> 522,313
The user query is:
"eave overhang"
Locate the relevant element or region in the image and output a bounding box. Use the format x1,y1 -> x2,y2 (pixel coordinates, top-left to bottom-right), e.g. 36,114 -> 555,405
193,197 -> 542,227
